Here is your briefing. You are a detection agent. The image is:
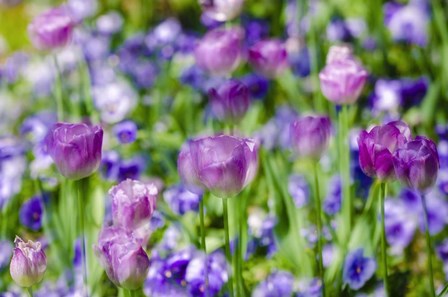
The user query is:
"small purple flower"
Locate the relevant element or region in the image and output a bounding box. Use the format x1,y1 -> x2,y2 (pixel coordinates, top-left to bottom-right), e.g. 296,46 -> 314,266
393,136 -> 440,192
437,239 -> 448,264
288,174 -> 310,208
243,18 -> 269,46
67,0 -> 97,22
419,192 -> 448,235
113,121 -> 138,144
248,39 -> 288,78
343,249 -> 376,290
358,121 -> 411,180
247,212 -> 277,257
109,179 -> 158,237
208,79 -> 250,123
101,150 -> 121,181
164,184 -> 202,215
296,278 -> 322,297
252,271 -> 294,297
94,226 -> 150,290
195,27 -> 243,76
28,7 -> 74,50
319,45 -> 368,105
10,237 -> 47,287
177,135 -> 258,198
240,74 -> 269,99
288,45 -> 311,78
186,251 -> 228,297
199,0 -> 244,22
324,175 -> 341,215
44,122 -> 103,180
384,199 -> 417,254
19,196 -> 44,231
290,115 -> 332,160
117,155 -> 147,182
96,11 -> 124,35
0,240 -> 13,271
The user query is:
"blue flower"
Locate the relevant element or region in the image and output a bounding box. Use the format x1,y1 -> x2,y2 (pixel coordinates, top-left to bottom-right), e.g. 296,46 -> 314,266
0,240 -> 13,271
113,120 -> 138,144
343,249 -> 376,290
296,278 -> 322,297
100,150 -> 120,181
19,196 -> 44,231
324,175 -> 341,215
252,271 -> 295,297
384,199 -> 417,254
163,184 -> 202,215
240,74 -> 270,99
117,155 -> 147,181
288,174 -> 310,208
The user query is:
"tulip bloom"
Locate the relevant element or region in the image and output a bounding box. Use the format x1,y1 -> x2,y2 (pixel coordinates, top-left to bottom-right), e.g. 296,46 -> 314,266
44,122 -> 103,180
358,121 -> 411,180
289,115 -> 332,160
94,226 -> 150,290
195,27 -> 243,76
10,237 -> 47,288
208,79 -> 250,123
248,39 -> 288,78
199,0 -> 244,22
109,179 -> 158,234
177,135 -> 258,198
319,45 -> 368,105
28,7 -> 74,50
393,136 -> 439,192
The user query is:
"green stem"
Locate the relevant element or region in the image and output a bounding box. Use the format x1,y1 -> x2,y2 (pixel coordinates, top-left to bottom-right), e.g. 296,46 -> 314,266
340,105 -> 352,244
313,162 -> 325,297
421,193 -> 436,297
52,55 -> 64,121
77,177 -> 89,296
26,287 -> 33,297
222,198 -> 235,297
380,182 -> 389,297
199,198 -> 209,296
235,195 -> 243,296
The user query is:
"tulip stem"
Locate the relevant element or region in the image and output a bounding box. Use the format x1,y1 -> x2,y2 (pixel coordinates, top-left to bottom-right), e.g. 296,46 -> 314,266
380,182 -> 389,297
199,198 -> 209,296
339,105 -> 352,244
52,55 -> 64,121
421,193 -> 436,297
77,178 -> 89,296
222,198 -> 235,297
26,287 -> 33,297
313,162 -> 325,297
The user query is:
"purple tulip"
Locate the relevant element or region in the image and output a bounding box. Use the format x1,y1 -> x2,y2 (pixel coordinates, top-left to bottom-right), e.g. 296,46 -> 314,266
290,115 -> 332,160
319,45 -> 368,105
342,249 -> 376,290
195,27 -> 243,76
109,179 -> 158,238
10,237 -> 47,287
28,7 -> 74,50
358,121 -> 411,180
248,39 -> 288,78
208,79 -> 250,123
177,135 -> 258,198
44,122 -> 103,180
393,136 -> 440,192
94,226 -> 150,290
199,0 -> 244,22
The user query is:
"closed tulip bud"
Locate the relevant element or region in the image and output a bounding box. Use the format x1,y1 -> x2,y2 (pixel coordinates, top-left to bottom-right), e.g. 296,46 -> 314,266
393,136 -> 439,192
94,226 -> 150,290
248,39 -> 288,78
208,79 -> 250,123
177,135 -> 258,198
358,121 -> 411,180
44,122 -> 103,180
199,0 -> 244,22
10,237 -> 47,288
28,7 -> 74,50
195,27 -> 243,76
290,115 -> 332,160
319,45 -> 368,105
109,179 -> 158,236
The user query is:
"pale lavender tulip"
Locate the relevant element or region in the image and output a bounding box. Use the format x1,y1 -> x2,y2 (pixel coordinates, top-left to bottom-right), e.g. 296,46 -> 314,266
10,237 -> 46,287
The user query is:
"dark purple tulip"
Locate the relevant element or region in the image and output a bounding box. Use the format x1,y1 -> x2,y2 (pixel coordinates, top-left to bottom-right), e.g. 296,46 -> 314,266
195,27 -> 243,76
19,196 -> 44,231
44,122 -> 103,180
208,79 -> 250,123
342,249 -> 376,290
28,7 -> 74,50
109,179 -> 158,237
177,135 -> 258,198
199,0 -> 244,22
319,45 -> 368,105
393,136 -> 439,192
94,226 -> 150,290
290,115 -> 332,160
358,121 -> 411,180
10,237 -> 47,288
248,39 -> 288,78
